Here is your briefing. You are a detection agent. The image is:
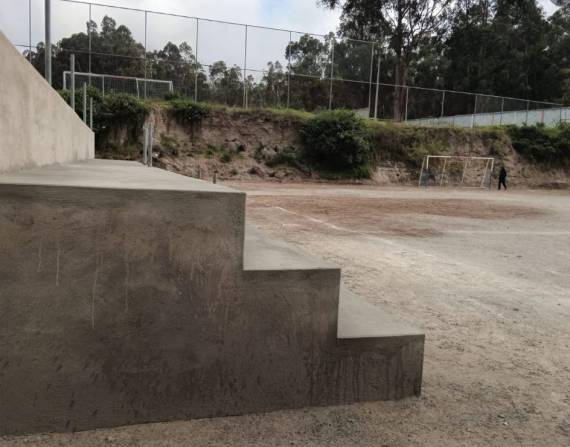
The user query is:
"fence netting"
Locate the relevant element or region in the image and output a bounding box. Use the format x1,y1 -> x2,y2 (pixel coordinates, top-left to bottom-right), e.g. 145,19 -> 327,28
7,0 -> 563,127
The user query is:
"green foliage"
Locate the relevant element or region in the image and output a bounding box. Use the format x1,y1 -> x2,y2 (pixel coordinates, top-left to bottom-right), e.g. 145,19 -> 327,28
220,150 -> 233,163
99,93 -> 149,128
506,124 -> 570,167
58,90 -> 149,151
265,146 -> 300,168
169,98 -> 210,126
301,110 -> 372,178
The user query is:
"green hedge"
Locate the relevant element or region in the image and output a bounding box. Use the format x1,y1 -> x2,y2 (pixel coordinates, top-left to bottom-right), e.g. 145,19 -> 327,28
58,90 -> 149,150
506,124 -> 570,167
300,110 -> 373,178
168,98 -> 210,126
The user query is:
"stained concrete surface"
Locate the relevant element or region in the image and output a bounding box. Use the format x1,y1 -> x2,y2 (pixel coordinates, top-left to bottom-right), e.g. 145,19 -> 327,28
0,162 -> 423,436
0,32 -> 94,173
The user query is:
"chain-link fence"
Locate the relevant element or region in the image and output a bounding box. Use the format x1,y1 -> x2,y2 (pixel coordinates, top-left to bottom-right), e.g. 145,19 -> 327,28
3,0 -> 563,126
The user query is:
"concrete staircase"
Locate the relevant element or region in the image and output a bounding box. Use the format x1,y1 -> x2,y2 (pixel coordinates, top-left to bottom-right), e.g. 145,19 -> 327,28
0,159 -> 424,435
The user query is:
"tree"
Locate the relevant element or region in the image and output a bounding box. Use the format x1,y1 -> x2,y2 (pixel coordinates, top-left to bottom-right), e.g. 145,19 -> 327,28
546,5 -> 570,103
443,0 -> 559,104
285,34 -> 332,110
320,0 -> 452,119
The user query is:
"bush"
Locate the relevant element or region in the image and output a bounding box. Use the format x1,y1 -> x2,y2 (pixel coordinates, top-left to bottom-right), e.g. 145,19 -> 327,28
58,90 -> 149,152
169,98 -> 210,126
506,124 -> 570,166
300,110 -> 372,178
59,86 -> 103,115
97,93 -> 149,147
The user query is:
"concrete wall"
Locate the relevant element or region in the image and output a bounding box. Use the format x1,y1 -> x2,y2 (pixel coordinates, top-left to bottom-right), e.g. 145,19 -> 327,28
0,31 -> 94,174
411,107 -> 570,128
0,160 -> 423,435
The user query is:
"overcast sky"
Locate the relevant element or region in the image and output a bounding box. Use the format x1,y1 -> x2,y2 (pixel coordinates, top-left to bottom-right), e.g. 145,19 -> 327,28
0,0 -> 561,72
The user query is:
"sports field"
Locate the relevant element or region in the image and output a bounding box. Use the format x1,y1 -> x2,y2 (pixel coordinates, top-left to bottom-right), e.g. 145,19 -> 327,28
2,184 -> 569,446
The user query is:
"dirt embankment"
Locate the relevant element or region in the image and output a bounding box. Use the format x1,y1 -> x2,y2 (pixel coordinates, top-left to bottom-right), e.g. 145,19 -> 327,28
115,105 -> 570,188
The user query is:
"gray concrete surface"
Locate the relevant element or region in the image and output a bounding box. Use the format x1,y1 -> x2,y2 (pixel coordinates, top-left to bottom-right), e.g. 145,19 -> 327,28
0,161 -> 424,436
0,32 -> 94,174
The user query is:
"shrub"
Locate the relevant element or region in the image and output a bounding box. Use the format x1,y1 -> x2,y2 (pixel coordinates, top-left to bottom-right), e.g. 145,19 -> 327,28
300,110 -> 372,178
506,124 -> 569,166
169,98 -> 210,126
220,150 -> 233,163
58,89 -> 149,152
96,93 -> 149,147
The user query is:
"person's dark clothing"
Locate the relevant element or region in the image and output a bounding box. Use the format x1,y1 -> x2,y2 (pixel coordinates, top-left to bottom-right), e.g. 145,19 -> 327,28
498,167 -> 508,190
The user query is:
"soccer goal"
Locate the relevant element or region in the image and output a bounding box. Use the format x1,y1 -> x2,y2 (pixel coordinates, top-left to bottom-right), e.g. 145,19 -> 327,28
63,72 -> 174,99
418,155 -> 495,188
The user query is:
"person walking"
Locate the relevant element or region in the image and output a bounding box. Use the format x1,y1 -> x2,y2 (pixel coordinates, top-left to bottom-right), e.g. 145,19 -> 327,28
498,166 -> 508,190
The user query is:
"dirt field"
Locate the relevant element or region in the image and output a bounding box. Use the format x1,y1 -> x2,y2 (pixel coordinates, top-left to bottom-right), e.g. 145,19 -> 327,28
2,184 -> 569,447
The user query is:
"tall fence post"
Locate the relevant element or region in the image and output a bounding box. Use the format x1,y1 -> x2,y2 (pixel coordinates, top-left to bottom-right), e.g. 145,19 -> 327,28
367,42 -> 375,118
70,54 -> 75,110
194,18 -> 199,102
243,25 -> 248,108
28,0 -> 32,62
471,94 -> 478,128
143,126 -> 148,165
89,98 -> 93,129
287,31 -> 292,109
500,97 -> 505,126
144,11 -> 148,99
374,46 -> 381,120
88,3 -> 92,85
440,90 -> 446,119
45,0 -> 52,85
404,87 -> 409,122
328,37 -> 335,110
82,83 -> 87,122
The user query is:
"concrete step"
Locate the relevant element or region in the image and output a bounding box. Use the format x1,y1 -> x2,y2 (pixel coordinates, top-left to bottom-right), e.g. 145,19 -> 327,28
0,161 -> 424,435
244,225 -> 338,272
338,287 -> 424,340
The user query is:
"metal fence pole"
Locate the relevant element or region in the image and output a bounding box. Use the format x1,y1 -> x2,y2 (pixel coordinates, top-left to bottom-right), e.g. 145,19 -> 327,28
148,122 -> 154,168
328,37 -> 335,110
367,42 -> 375,118
45,0 -> 52,85
82,83 -> 87,122
144,11 -> 148,99
88,3 -> 92,85
471,94 -> 478,128
287,31 -> 292,109
404,87 -> 409,122
28,0 -> 32,62
143,126 -> 148,165
194,18 -> 199,102
440,90 -> 446,118
243,25 -> 248,108
70,54 -> 75,109
89,98 -> 93,129
374,46 -> 381,120
499,98 -> 505,126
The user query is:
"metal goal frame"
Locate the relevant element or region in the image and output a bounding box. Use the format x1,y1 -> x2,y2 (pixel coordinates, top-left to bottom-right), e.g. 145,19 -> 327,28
63,71 -> 174,99
418,155 -> 495,189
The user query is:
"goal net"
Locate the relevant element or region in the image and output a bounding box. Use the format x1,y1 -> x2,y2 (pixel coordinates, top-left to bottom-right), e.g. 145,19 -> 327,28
418,156 -> 495,188
63,72 -> 173,99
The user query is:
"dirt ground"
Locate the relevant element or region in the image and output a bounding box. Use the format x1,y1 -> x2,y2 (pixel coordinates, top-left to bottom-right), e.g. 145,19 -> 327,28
2,184 -> 569,447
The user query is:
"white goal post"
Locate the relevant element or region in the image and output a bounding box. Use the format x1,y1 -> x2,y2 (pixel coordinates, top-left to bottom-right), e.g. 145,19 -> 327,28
63,72 -> 174,99
418,155 -> 495,189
